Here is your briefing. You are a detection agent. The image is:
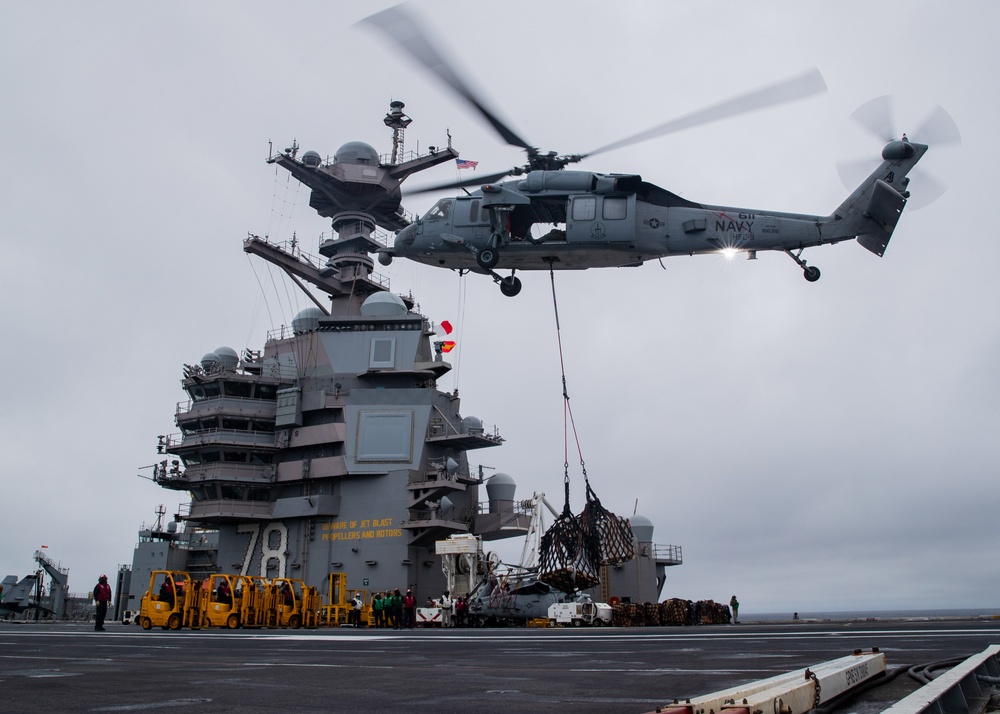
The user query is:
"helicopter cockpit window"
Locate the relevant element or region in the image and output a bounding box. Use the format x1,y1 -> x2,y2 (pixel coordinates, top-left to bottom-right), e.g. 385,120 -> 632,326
603,196 -> 627,220
426,199 -> 452,220
571,196 -> 596,221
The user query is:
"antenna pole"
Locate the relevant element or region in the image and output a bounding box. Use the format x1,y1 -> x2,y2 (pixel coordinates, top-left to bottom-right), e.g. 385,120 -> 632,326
384,100 -> 413,164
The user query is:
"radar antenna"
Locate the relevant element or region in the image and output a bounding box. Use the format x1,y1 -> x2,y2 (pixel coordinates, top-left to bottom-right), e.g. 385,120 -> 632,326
384,100 -> 413,164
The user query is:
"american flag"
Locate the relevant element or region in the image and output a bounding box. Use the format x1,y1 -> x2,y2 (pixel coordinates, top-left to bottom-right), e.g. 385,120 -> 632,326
455,158 -> 478,170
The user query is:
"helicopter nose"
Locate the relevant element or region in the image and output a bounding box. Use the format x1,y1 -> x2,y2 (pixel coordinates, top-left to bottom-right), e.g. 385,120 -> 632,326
395,225 -> 416,250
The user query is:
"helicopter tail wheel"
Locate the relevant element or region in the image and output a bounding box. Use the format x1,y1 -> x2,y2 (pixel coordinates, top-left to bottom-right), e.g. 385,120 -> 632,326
499,276 -> 522,297
785,249 -> 820,283
476,247 -> 500,270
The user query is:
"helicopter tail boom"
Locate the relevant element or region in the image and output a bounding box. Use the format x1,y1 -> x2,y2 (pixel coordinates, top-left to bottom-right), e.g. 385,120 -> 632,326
829,140 -> 927,257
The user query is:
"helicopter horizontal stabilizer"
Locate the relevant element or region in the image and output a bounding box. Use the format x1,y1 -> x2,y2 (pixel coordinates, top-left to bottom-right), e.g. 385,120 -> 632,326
857,179 -> 907,256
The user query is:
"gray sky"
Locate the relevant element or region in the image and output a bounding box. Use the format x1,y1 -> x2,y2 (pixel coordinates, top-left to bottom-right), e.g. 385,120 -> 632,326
2,1 -> 997,613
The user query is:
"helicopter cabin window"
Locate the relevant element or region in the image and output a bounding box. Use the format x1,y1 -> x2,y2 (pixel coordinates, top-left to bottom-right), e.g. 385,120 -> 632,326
468,199 -> 488,224
603,196 -> 627,220
455,199 -> 489,226
571,196 -> 597,221
426,199 -> 452,221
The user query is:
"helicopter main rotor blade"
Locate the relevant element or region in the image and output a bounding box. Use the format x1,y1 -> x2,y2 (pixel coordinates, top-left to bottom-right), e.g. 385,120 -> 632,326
361,5 -> 534,151
583,68 -> 827,158
406,169 -> 516,196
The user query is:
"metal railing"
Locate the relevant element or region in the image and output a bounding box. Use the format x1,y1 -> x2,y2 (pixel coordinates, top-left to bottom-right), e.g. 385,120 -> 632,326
176,396 -> 278,417
653,543 -> 683,564
180,500 -> 275,520
159,463 -> 275,485
163,429 -> 278,450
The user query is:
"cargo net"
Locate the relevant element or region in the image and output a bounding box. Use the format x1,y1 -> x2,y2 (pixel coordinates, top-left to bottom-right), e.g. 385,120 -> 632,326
579,483 -> 634,566
538,504 -> 601,592
538,479 -> 635,591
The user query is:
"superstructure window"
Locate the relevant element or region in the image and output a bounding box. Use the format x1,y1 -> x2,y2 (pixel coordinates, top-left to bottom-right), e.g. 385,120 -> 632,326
223,381 -> 253,398
370,338 -> 396,369
356,410 -> 413,462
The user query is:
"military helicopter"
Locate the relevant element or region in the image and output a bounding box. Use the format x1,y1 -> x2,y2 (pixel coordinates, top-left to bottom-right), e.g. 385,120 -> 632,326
364,6 -> 949,297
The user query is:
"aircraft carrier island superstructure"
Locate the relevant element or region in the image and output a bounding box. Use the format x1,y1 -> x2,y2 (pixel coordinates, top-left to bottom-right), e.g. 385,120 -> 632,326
144,230 -> 532,602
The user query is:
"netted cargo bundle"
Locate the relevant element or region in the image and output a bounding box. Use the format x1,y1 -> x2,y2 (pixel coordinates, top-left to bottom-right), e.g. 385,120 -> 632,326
659,598 -> 692,626
611,602 -> 646,626
694,599 -> 731,625
626,602 -> 646,626
538,508 -> 601,592
579,484 -> 635,566
643,601 -> 661,626
611,603 -> 629,627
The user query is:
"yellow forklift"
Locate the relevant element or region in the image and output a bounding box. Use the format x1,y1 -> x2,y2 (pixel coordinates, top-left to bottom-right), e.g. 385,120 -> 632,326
196,573 -> 242,629
267,577 -> 319,629
234,575 -> 270,628
138,570 -> 195,630
322,572 -> 371,627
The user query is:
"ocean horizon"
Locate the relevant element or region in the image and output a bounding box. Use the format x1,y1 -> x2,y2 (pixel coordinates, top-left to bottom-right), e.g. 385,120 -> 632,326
745,607 -> 1000,622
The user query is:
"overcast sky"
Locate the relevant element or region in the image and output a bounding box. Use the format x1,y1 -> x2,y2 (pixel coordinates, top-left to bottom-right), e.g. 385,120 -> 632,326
2,1 -> 997,614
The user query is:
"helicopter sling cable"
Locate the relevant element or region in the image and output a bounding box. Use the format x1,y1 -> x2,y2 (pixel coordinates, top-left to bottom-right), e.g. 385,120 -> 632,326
537,268 -> 635,593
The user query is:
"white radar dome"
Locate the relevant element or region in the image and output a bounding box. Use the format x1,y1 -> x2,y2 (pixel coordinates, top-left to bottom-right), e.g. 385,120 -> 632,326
485,472 -> 516,501
292,307 -> 325,333
461,416 -> 484,435
214,346 -> 239,371
630,515 -> 654,543
335,141 -> 379,165
360,292 -> 408,317
200,352 -> 220,370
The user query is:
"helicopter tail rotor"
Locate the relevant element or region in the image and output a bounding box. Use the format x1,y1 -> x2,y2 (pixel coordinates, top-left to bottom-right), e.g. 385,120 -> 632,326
837,96 -> 961,210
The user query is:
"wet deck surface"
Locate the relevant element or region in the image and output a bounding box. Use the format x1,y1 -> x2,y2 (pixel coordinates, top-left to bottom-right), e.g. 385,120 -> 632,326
1,618 -> 998,713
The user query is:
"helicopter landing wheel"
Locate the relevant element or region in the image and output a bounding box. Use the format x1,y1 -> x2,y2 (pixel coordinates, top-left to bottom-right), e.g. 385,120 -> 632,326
499,276 -> 522,297
476,247 -> 500,270
803,266 -> 821,282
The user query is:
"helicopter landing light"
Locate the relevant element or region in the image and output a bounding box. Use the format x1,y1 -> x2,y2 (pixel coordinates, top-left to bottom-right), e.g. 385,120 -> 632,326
720,248 -> 739,261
